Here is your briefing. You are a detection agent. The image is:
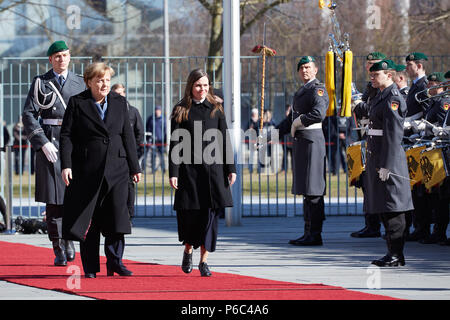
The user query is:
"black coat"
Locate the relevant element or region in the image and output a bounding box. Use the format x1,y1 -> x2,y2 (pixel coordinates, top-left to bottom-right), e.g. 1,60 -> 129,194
22,70 -> 85,204
406,76 -> 428,118
169,99 -> 235,210
355,84 -> 414,214
60,90 -> 141,241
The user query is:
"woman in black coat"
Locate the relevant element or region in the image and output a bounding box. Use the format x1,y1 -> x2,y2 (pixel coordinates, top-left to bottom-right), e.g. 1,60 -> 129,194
60,62 -> 141,278
169,69 -> 236,277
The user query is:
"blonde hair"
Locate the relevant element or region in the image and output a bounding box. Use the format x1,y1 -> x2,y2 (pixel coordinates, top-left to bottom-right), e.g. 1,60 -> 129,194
83,62 -> 115,86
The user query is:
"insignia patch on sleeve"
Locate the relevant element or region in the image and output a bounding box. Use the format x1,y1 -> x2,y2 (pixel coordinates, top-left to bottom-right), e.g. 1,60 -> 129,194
317,89 -> 324,97
391,101 -> 399,111
443,103 -> 449,111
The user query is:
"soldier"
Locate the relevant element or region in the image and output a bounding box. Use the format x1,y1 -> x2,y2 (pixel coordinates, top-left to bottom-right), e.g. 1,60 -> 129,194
286,56 -> 328,246
393,64 -> 409,100
421,72 -> 450,244
349,52 -> 386,238
111,83 -> 144,221
22,41 -> 85,266
404,52 -> 430,242
353,60 -> 414,266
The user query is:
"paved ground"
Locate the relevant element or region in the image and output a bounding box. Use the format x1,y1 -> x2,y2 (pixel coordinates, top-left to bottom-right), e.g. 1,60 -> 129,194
1,216 -> 450,300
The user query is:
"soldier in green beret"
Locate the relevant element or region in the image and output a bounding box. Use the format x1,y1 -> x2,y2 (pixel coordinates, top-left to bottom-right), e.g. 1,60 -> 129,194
349,52 -> 386,239
275,56 -> 328,246
393,64 -> 410,99
404,52 -> 432,242
22,41 -> 85,266
352,59 -> 413,266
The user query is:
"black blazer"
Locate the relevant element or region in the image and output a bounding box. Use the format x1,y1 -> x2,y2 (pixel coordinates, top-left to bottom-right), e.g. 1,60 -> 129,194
60,90 -> 141,240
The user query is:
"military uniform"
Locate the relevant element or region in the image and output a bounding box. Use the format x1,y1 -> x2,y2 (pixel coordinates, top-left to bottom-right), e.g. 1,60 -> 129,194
287,56 -> 329,246
404,53 -> 431,242
22,41 -> 85,266
350,51 -> 387,238
421,72 -> 450,244
354,60 -> 414,266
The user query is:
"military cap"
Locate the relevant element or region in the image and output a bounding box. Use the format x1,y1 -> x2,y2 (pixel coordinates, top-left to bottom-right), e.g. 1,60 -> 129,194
405,52 -> 428,62
47,40 -> 69,56
427,72 -> 446,83
297,56 -> 316,71
369,59 -> 396,72
445,71 -> 450,79
394,64 -> 406,72
366,52 -> 386,61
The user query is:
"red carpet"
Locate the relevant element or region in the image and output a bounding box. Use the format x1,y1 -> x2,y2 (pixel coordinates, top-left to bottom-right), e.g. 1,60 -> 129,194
0,241 -> 397,300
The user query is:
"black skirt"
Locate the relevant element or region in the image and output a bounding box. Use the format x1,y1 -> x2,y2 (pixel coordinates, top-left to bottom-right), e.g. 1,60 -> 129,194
176,209 -> 220,252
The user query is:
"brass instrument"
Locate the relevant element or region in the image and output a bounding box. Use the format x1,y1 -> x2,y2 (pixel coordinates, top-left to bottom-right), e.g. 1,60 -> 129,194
415,80 -> 450,103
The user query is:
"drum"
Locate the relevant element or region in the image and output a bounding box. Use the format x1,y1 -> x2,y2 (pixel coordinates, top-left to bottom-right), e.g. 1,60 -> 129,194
405,144 -> 427,189
420,146 -> 449,190
346,141 -> 366,187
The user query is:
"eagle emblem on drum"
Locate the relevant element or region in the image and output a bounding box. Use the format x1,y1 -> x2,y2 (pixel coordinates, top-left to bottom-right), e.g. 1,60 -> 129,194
408,155 -> 419,178
347,154 -> 354,175
420,156 -> 434,184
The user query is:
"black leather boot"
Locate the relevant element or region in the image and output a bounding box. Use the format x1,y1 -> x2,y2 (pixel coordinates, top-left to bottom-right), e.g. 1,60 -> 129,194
52,239 -> 67,266
181,251 -> 193,274
65,240 -> 76,262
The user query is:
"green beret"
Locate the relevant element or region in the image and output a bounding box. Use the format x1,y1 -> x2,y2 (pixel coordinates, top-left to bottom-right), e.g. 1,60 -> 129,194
394,64 -> 406,72
445,71 -> 450,79
427,72 -> 445,83
47,41 -> 69,56
405,52 -> 428,62
297,56 -> 315,71
366,52 -> 386,61
369,59 -> 396,72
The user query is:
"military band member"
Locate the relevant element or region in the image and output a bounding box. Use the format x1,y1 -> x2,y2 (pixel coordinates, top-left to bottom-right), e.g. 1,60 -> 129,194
350,52 -> 386,238
22,41 -> 85,266
353,60 -> 414,266
393,64 -> 409,100
404,52 -> 430,242
286,56 -> 328,246
420,72 -> 450,244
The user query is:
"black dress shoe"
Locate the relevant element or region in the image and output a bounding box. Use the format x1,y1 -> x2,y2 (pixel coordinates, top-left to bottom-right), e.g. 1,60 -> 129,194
106,264 -> 133,277
288,234 -> 306,245
351,228 -> 381,238
85,273 -> 96,278
350,227 -> 367,238
371,254 -> 405,267
181,251 -> 193,274
65,240 -> 76,262
198,262 -> 212,277
292,234 -> 323,246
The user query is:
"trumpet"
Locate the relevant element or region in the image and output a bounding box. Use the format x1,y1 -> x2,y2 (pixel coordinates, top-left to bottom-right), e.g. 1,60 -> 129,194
415,81 -> 450,103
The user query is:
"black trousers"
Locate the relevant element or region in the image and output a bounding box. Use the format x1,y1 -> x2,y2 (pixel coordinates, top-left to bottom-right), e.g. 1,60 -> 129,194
176,209 -> 220,252
46,204 -> 63,241
410,190 -> 431,235
380,212 -> 406,257
303,196 -> 325,236
79,221 -> 125,274
79,181 -> 127,274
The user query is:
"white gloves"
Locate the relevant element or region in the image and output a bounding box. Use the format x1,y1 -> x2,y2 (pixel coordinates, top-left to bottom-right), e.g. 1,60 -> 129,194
411,120 -> 426,132
290,116 -> 304,137
42,142 -> 58,163
432,126 -> 449,137
378,168 -> 390,182
403,121 -> 411,130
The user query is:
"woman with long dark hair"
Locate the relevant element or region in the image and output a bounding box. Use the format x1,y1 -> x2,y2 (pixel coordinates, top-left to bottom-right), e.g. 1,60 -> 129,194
169,68 -> 236,277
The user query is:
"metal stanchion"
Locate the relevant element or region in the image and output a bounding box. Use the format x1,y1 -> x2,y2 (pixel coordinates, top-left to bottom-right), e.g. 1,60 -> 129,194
3,145 -> 15,234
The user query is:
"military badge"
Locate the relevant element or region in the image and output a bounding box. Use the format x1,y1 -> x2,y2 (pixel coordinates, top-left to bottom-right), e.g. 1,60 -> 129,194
443,103 -> 449,111
317,89 -> 324,96
391,101 -> 399,111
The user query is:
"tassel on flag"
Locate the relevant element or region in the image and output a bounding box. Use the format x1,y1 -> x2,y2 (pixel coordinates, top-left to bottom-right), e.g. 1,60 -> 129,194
325,50 -> 336,117
340,50 -> 353,117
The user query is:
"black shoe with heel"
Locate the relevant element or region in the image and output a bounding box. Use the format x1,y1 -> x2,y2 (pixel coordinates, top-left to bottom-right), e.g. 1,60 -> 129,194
181,251 -> 193,274
198,262 -> 212,277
